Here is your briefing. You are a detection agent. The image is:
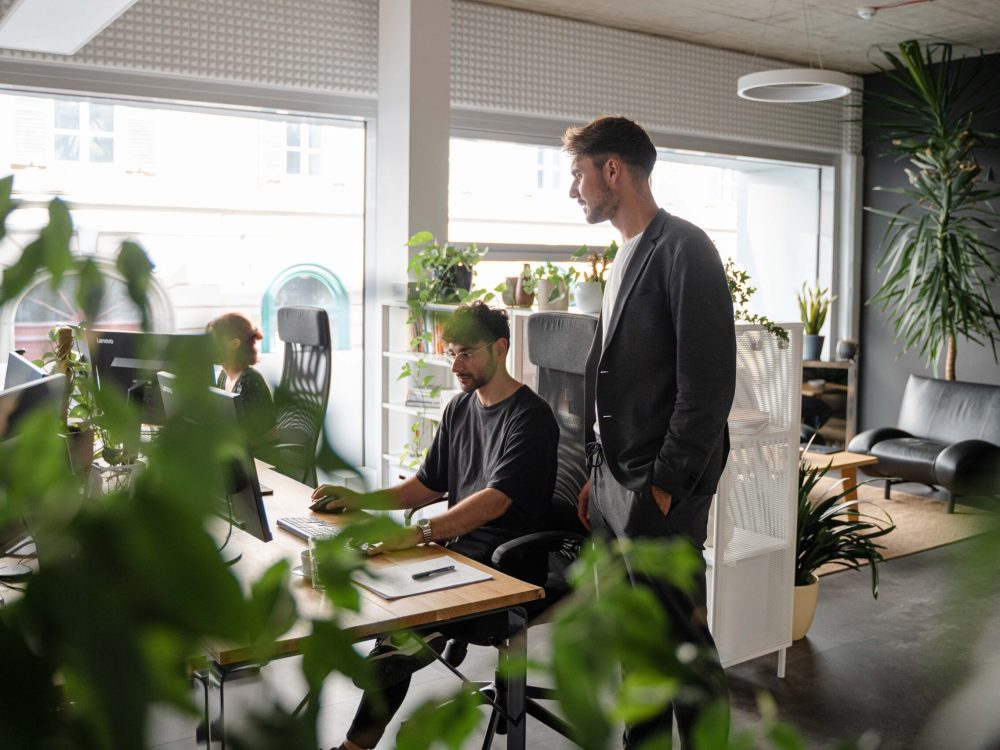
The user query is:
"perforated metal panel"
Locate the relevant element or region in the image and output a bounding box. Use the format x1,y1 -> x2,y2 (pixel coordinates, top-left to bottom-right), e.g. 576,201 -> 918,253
452,1 -> 861,154
708,322 -> 803,667
0,0 -> 378,95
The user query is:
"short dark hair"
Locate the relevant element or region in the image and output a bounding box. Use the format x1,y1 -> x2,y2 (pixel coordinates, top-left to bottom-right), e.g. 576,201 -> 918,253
562,115 -> 657,178
441,301 -> 510,347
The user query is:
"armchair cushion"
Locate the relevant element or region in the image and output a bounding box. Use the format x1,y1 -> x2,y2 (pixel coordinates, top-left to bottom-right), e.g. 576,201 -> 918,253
870,437 -> 949,486
934,440 -> 1000,496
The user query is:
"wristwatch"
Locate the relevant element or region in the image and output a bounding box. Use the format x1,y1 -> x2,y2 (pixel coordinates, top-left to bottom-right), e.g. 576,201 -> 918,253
416,517 -> 433,545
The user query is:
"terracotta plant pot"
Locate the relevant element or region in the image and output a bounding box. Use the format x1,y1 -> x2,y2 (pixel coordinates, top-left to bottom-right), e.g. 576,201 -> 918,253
514,276 -> 534,307
792,574 -> 819,640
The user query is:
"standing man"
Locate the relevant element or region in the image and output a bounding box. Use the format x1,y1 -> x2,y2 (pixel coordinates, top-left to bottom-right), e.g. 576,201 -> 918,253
564,116 -> 736,747
311,301 -> 558,750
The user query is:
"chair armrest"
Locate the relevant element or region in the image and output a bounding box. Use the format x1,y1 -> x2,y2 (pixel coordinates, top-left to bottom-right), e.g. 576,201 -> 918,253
848,427 -> 912,454
403,496 -> 449,525
491,531 -> 587,568
934,440 -> 1000,495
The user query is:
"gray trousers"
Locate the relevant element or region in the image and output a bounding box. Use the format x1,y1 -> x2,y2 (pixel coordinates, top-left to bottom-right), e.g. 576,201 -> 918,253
590,459 -> 729,749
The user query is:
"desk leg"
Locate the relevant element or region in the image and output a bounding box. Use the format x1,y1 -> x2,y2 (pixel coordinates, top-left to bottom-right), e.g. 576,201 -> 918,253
503,608 -> 528,750
196,665 -> 227,750
843,467 -> 859,523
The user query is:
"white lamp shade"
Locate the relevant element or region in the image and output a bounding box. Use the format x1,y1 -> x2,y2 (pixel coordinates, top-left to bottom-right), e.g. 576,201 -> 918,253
737,68 -> 853,103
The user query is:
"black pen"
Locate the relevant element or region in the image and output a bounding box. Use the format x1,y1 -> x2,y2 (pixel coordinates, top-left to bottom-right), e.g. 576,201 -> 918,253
412,565 -> 455,580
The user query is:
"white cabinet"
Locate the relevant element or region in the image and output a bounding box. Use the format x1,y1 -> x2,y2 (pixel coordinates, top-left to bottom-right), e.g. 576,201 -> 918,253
707,322 -> 802,676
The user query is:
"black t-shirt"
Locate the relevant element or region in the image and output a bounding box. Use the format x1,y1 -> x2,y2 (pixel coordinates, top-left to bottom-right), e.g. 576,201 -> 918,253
216,367 -> 276,448
416,385 -> 559,581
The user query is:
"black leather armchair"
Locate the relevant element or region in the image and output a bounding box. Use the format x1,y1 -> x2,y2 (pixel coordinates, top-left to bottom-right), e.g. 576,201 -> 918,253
848,375 -> 1000,512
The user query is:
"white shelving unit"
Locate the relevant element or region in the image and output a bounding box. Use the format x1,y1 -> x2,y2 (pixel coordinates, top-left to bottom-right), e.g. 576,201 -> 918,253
707,322 -> 803,677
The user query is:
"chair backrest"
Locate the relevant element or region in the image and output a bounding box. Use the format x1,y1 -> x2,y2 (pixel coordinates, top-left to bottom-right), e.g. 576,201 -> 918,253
527,312 -> 594,539
273,306 -> 332,485
898,374 -> 1000,446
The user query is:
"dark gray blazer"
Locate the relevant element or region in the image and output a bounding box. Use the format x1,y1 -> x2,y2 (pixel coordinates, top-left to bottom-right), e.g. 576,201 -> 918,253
585,208 -> 736,506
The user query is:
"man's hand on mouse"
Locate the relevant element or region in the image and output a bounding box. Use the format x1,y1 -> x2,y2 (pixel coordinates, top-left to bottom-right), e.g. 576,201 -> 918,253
310,484 -> 364,513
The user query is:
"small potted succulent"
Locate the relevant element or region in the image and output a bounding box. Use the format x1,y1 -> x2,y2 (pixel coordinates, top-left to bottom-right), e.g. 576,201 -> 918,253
797,281 -> 835,361
570,241 -> 618,313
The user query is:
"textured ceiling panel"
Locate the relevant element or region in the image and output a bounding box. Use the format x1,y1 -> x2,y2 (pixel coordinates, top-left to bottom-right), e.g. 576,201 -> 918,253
0,0 -> 379,95
453,1 -> 860,153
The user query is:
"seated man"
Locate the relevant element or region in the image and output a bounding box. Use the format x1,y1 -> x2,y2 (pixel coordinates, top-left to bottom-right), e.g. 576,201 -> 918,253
311,301 -> 559,750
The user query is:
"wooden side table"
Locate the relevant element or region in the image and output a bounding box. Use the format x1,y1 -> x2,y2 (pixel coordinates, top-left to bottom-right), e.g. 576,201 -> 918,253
801,450 -> 879,522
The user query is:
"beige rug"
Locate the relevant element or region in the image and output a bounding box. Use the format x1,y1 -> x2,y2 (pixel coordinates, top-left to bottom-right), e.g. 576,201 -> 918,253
809,478 -> 996,577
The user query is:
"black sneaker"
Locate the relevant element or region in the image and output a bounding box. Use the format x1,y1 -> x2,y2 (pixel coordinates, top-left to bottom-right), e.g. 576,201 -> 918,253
364,631 -> 446,688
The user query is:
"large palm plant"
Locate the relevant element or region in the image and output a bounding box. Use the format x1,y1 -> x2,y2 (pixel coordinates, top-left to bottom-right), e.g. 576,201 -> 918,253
866,40 -> 1000,380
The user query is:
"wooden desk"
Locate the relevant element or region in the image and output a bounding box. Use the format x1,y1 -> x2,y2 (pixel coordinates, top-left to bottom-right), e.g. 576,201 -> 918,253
801,450 -> 879,523
200,462 -> 544,748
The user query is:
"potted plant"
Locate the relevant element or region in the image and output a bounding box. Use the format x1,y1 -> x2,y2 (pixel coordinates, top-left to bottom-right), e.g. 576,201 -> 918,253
406,231 -> 485,305
865,40 -> 1000,381
794,460 -> 895,639
797,281 -> 833,360
571,241 -> 618,313
533,262 -> 578,312
35,324 -> 98,480
514,263 -> 536,307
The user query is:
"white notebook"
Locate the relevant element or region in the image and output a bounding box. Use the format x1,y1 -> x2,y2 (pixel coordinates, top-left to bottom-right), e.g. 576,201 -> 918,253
352,555 -> 492,600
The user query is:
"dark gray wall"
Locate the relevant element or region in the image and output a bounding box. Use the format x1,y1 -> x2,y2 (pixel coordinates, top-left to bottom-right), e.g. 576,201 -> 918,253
859,52 -> 1000,432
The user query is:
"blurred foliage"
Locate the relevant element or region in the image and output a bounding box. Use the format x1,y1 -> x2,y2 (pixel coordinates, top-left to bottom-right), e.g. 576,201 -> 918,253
0,176 -> 889,750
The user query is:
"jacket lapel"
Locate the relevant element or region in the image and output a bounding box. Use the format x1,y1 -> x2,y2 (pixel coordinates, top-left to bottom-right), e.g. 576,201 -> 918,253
602,209 -> 669,354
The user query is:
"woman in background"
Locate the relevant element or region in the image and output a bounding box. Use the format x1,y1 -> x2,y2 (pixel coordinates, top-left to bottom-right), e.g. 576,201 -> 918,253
206,312 -> 276,450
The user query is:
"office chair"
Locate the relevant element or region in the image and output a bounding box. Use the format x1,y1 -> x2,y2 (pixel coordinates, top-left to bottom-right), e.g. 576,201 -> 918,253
407,311 -> 594,747
271,306 -> 331,486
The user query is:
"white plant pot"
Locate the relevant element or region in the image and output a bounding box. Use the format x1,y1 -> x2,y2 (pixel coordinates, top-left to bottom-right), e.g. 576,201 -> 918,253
792,574 -> 820,640
536,279 -> 568,311
574,280 -> 603,314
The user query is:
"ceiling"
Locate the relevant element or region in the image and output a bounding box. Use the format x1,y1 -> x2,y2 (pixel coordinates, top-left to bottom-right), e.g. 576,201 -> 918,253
476,0 -> 1000,74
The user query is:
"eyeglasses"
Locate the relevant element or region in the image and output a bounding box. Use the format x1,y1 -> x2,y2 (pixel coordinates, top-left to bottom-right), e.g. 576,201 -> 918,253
444,341 -> 494,364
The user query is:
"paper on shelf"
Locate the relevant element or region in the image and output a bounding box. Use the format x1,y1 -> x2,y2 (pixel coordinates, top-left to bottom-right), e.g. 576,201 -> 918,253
352,555 -> 492,600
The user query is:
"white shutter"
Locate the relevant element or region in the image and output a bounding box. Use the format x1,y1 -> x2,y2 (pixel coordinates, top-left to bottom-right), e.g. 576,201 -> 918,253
12,96 -> 50,168
119,106 -> 157,175
258,120 -> 286,184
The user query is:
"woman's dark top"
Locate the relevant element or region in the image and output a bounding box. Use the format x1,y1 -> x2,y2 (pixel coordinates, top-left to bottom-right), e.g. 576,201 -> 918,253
215,367 -> 276,447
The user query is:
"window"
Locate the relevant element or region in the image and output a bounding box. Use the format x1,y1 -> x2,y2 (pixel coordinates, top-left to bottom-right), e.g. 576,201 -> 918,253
0,91 -> 367,467
286,123 -> 323,176
449,136 -> 832,326
53,100 -> 115,163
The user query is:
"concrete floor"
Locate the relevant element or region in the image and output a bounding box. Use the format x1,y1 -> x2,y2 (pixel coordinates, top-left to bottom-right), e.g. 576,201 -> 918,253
150,493 -> 1000,749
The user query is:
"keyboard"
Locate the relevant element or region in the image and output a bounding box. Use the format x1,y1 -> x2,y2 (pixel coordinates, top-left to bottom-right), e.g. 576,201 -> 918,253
276,516 -> 342,541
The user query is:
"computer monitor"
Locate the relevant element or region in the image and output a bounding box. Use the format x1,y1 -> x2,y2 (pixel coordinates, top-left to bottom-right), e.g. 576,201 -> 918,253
87,330 -> 211,425
157,371 -> 271,544
4,351 -> 47,389
0,373 -> 65,567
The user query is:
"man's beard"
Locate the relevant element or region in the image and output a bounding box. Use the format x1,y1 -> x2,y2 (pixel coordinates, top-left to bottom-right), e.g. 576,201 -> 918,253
585,179 -> 619,224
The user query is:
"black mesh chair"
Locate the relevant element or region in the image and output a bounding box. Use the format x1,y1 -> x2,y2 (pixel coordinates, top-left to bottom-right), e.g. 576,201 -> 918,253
271,306 -> 331,486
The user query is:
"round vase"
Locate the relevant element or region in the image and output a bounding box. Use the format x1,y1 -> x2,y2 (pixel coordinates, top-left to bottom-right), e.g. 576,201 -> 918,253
803,334 -> 825,361
537,279 -> 568,311
514,276 -> 534,307
574,280 -> 603,314
792,574 -> 820,640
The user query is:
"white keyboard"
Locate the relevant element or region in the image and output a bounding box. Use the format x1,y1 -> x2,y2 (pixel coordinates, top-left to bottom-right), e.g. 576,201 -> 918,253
276,516 -> 341,541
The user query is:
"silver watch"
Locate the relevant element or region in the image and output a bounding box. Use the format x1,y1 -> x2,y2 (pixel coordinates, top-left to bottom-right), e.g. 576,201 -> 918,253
416,517 -> 433,544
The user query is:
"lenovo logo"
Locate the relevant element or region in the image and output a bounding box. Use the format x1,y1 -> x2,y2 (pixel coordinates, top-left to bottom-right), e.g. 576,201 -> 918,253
96,337 -> 114,344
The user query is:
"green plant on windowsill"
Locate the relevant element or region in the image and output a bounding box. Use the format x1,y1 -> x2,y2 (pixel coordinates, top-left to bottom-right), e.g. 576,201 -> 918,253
797,281 -> 834,336
533,261 -> 579,304
571,240 -> 618,289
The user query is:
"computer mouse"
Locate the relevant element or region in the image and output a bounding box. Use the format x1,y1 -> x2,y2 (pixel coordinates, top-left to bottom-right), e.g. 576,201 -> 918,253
309,495 -> 349,513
